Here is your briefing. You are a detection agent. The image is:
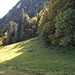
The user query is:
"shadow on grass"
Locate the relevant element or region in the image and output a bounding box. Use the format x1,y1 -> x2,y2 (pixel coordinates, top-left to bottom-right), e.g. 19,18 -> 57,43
0,37 -> 75,75
0,37 -> 46,75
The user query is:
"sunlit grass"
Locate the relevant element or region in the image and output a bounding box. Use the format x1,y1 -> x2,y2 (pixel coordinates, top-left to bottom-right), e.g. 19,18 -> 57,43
0,43 -> 23,63
0,37 -> 75,75
0,37 -> 42,63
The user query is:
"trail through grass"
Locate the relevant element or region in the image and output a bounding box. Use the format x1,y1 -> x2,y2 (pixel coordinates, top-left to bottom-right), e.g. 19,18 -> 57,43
0,37 -> 75,75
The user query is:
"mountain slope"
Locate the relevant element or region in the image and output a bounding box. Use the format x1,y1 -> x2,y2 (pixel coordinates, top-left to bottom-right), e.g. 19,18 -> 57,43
0,0 -> 48,45
0,37 -> 75,75
0,0 -> 47,25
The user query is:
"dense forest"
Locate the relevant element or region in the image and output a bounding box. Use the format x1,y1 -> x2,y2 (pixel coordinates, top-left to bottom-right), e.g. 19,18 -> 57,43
0,0 -> 75,48
38,0 -> 75,48
0,0 -> 47,45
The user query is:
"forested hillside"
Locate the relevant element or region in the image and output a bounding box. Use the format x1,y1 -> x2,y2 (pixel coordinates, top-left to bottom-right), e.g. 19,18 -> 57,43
38,0 -> 75,48
0,0 -> 47,24
0,0 -> 75,48
0,9 -> 38,45
0,0 -> 48,45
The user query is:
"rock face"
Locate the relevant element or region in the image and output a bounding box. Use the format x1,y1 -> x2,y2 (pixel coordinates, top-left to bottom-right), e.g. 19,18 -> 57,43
0,0 -> 47,25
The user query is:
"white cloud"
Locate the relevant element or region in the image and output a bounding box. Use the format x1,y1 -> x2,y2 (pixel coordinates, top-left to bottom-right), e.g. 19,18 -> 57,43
0,0 -> 20,18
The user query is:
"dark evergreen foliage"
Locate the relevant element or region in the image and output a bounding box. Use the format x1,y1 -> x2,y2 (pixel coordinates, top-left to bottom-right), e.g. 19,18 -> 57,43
0,0 -> 75,48
0,0 -> 47,45
38,0 -> 75,47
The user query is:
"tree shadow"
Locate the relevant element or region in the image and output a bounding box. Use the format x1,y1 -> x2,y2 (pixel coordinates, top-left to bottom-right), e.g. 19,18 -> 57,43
0,45 -> 33,75
0,37 -> 46,75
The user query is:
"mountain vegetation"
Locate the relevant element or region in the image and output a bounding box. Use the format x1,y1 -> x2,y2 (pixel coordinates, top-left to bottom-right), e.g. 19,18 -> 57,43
0,0 -> 47,45
0,9 -> 38,45
38,0 -> 75,48
0,0 -> 75,48
0,0 -> 75,75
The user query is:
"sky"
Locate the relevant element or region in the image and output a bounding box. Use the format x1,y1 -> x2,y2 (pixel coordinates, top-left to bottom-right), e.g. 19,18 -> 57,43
0,0 -> 20,18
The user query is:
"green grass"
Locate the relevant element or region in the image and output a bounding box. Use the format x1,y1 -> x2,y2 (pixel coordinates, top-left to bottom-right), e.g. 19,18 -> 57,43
0,37 -> 75,75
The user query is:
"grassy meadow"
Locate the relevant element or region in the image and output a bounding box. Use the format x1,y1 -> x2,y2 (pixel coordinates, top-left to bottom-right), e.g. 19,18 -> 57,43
0,37 -> 75,75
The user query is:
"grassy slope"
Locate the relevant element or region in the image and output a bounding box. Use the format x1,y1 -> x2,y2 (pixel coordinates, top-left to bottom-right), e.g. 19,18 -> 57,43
0,37 -> 75,75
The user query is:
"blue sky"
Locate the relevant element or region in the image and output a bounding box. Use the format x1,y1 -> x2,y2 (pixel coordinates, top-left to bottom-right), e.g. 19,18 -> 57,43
0,0 -> 20,18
